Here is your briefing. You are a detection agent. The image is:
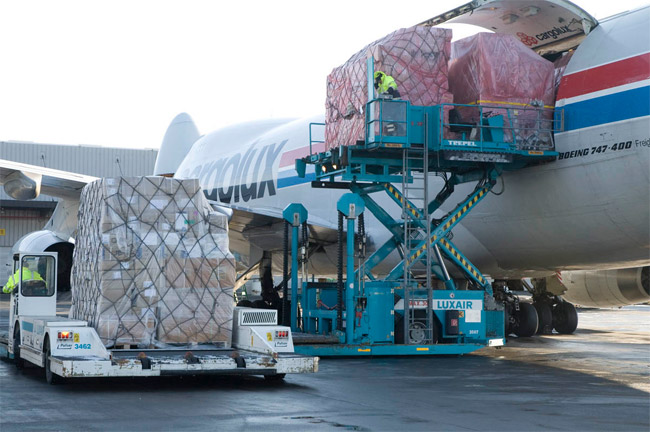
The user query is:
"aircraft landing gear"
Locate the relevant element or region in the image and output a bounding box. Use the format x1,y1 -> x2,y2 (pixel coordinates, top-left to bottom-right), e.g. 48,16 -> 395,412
493,284 -> 538,337
552,301 -> 578,334
515,303 -> 539,337
533,302 -> 553,335
529,278 -> 578,335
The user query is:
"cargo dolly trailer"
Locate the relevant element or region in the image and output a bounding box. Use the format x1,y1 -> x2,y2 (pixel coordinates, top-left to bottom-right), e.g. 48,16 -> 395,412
0,253 -> 318,384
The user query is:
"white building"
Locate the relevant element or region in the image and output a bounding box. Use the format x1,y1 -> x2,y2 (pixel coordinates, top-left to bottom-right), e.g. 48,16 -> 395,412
1,141 -> 158,287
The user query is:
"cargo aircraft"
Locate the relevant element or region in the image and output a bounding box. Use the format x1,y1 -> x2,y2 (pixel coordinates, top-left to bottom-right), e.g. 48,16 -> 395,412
1,0 -> 649,337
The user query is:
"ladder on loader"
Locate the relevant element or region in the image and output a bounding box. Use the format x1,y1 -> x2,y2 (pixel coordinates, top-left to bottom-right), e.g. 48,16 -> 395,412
402,144 -> 434,344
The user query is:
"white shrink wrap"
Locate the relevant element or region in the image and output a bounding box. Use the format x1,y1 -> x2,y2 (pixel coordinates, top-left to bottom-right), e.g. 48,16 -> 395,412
70,177 -> 235,347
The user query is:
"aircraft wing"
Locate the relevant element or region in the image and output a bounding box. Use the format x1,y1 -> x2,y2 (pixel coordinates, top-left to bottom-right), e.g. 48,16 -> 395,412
0,158 -> 97,200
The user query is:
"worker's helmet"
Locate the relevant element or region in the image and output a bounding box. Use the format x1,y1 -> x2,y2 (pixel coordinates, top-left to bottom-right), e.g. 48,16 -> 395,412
374,71 -> 384,80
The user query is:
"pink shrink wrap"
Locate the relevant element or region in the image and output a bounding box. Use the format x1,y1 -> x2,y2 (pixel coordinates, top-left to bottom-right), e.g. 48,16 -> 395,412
449,33 -> 555,108
448,33 -> 555,144
325,26 -> 453,150
553,51 -> 575,98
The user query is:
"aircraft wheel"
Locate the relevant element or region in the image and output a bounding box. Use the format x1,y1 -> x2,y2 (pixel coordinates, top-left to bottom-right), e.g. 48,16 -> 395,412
553,302 -> 578,334
534,302 -> 553,335
14,329 -> 24,370
515,302 -> 538,337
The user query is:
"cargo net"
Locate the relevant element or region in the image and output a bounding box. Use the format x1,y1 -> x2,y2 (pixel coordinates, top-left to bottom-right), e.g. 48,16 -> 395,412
70,177 -> 235,348
553,50 -> 575,99
325,25 -> 453,150
447,33 -> 558,149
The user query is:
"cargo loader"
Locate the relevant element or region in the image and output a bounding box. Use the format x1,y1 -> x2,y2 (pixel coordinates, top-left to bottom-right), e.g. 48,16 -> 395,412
283,58 -> 560,356
0,252 -> 318,384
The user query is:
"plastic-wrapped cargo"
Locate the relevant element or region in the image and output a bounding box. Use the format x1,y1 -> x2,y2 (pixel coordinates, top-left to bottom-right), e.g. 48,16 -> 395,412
70,177 -> 235,348
553,50 -> 575,98
325,25 -> 453,150
448,33 -> 555,145
449,32 -> 555,107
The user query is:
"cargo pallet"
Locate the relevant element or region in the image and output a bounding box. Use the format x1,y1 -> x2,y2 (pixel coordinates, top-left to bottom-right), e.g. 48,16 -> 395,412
286,59 -> 559,356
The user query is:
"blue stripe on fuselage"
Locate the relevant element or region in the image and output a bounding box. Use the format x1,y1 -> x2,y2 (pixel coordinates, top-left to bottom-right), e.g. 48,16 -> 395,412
278,172 -> 315,188
560,85 -> 650,132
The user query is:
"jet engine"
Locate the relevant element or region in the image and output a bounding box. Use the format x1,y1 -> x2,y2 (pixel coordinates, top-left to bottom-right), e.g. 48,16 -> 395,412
561,266 -> 650,308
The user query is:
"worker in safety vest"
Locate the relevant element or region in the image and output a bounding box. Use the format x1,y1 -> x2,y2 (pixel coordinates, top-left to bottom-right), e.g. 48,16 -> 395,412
3,266 -> 44,294
374,71 -> 401,98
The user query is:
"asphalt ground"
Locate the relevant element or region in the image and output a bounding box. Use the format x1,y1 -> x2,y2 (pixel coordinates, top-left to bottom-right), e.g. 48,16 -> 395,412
0,299 -> 648,431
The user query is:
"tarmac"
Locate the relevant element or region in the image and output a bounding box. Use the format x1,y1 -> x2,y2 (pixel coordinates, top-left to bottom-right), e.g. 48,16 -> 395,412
0,297 -> 648,431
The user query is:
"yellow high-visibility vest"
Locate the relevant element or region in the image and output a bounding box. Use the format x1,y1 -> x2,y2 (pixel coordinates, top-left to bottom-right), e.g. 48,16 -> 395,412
3,268 -> 43,293
374,71 -> 398,94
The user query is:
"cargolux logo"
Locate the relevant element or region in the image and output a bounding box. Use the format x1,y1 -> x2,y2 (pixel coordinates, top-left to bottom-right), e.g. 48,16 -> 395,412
183,140 -> 287,204
517,32 -> 538,46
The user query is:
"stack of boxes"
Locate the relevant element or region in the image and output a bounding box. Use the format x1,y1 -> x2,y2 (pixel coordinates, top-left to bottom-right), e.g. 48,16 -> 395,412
70,177 -> 235,348
325,25 -> 453,150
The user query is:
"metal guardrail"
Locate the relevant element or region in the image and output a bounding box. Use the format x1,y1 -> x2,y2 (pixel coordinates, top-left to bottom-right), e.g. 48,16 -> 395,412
309,122 -> 325,155
440,103 -> 562,151
365,98 -> 410,147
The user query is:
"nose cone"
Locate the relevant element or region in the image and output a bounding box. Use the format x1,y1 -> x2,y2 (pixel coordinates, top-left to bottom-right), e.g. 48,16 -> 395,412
153,113 -> 200,176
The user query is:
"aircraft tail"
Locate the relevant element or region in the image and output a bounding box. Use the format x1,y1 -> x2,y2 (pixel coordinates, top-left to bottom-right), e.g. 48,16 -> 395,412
153,113 -> 200,177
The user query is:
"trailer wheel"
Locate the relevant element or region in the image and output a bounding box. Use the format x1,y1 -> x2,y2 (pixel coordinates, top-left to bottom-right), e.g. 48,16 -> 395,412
553,302 -> 578,334
394,311 -> 438,344
13,329 -> 24,370
43,340 -> 62,385
264,373 -> 286,381
534,302 -> 553,335
408,321 -> 428,345
514,302 -> 538,337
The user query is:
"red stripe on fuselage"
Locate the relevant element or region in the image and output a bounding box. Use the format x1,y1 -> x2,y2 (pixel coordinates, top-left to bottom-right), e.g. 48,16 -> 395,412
279,142 -> 326,167
557,52 -> 650,101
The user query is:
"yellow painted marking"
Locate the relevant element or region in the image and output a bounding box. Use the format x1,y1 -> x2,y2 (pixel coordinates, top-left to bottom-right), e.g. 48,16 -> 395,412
387,185 -> 420,218
416,347 -> 429,351
0,229 -> 4,236
73,333 -> 80,342
267,332 -> 273,341
358,348 -> 371,352
440,238 -> 485,284
528,151 -> 544,155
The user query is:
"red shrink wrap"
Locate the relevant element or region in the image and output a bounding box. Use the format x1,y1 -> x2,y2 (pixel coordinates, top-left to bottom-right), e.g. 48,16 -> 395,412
449,33 -> 555,107
448,33 -> 555,145
325,26 -> 453,150
553,50 -> 575,98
